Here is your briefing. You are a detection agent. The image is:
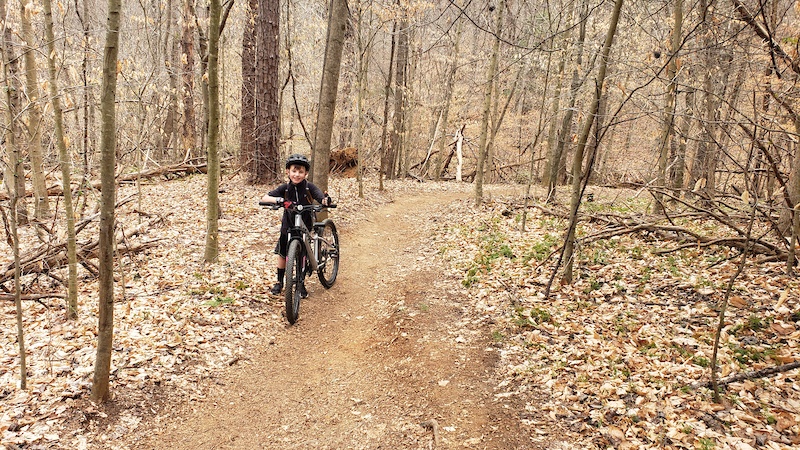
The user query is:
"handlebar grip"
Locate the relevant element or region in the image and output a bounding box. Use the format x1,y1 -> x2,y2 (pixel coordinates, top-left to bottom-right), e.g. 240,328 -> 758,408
258,201 -> 271,206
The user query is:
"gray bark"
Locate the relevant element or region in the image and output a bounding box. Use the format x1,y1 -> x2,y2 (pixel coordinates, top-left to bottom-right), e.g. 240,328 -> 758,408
93,0 -> 122,403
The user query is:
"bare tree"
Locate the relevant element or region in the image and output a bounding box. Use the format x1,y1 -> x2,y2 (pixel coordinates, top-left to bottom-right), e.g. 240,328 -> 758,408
241,0 -> 257,173
1,0 -> 27,389
181,0 -> 199,160
1,0 -> 27,225
44,0 -> 79,319
553,0 -> 624,287
19,0 -> 49,219
310,0 -> 349,193
93,0 -> 122,403
654,0 -> 683,213
204,0 -> 223,262
388,16 -> 409,180
475,0 -> 504,206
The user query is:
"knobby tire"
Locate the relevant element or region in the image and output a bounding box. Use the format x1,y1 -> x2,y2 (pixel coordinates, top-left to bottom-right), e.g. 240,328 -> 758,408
317,220 -> 339,288
284,240 -> 303,324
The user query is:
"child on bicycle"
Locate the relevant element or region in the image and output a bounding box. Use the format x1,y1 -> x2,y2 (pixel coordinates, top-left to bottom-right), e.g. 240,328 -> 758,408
261,154 -> 330,297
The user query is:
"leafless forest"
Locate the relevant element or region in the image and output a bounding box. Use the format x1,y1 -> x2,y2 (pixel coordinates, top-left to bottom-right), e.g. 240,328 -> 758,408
2,0 -> 800,447
2,0 -> 798,192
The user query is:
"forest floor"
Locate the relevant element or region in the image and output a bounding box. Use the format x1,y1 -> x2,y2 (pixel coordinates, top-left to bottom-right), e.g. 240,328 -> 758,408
1,175 -> 799,449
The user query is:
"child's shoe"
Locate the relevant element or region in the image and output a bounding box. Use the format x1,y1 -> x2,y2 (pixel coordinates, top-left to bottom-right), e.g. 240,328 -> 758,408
299,283 -> 308,299
270,283 -> 283,295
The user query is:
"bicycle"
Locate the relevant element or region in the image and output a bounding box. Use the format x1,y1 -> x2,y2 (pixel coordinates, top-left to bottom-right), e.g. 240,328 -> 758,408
259,200 -> 340,324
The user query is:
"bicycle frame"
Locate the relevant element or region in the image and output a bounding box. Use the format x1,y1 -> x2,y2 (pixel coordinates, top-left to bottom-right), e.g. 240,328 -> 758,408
287,206 -> 319,273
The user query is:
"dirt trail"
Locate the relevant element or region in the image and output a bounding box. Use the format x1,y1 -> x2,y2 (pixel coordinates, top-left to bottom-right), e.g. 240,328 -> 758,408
129,193 -> 537,449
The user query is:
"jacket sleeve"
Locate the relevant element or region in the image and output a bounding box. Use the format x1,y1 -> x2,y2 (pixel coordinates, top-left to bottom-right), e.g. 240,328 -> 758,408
308,183 -> 325,203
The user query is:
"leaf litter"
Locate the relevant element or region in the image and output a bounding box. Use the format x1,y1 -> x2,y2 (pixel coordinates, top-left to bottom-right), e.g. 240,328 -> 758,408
431,186 -> 800,449
1,178 -> 798,449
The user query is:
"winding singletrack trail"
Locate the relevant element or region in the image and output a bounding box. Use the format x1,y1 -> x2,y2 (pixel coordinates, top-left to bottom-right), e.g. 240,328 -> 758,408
130,193 -> 538,449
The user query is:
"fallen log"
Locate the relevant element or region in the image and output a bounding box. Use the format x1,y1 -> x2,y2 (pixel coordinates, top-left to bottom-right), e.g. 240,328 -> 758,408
690,361 -> 800,390
0,161 -> 208,201
0,216 -> 164,286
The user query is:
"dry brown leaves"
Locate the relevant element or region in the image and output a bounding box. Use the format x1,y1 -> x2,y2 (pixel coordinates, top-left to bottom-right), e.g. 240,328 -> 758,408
0,175 -> 406,449
2,179 -> 799,450
432,186 -> 800,450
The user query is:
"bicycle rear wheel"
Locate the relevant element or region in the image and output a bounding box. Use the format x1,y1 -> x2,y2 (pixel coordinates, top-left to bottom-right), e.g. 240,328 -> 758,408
284,240 -> 303,324
316,220 -> 339,288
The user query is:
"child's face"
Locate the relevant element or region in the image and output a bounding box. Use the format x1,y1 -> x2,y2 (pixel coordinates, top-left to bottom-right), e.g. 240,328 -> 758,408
287,164 -> 308,184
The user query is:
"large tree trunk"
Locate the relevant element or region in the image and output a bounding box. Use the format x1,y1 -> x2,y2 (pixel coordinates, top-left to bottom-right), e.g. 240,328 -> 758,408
560,0 -> 623,285
204,0 -> 222,262
241,0 -> 257,174
181,0 -> 199,160
310,0 -> 348,193
19,1 -> 49,219
654,0 -> 683,213
475,0 -> 504,204
44,0 -> 79,319
252,0 -> 281,183
93,0 -> 122,404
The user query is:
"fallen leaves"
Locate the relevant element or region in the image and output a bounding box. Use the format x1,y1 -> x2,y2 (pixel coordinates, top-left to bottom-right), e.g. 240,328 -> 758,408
434,186 -> 800,449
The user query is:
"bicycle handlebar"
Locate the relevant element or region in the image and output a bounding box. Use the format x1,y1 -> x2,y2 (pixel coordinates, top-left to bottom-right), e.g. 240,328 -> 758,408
258,201 -> 337,211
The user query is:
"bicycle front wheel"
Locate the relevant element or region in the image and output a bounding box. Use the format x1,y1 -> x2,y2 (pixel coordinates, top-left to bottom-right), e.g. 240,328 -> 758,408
284,240 -> 304,324
317,220 -> 339,288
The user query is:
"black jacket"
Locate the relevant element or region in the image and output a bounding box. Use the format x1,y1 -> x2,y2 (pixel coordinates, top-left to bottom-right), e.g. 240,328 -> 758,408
268,179 -> 325,234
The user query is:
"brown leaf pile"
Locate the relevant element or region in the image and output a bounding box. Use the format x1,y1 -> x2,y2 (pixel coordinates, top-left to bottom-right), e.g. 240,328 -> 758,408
432,186 -> 800,449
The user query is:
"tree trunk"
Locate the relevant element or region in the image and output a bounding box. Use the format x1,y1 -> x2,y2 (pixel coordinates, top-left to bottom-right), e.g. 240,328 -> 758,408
252,0 -> 281,183
162,0 -> 180,161
44,0 -> 79,319
78,0 -> 93,201
19,1 -> 49,219
241,0 -> 257,174
434,18 -> 463,181
654,0 -> 683,214
204,0 -> 222,262
389,17 -> 409,181
522,39 -> 556,231
354,0 -> 371,198
474,0 -> 503,206
546,0 -> 587,204
560,0 -> 623,285
541,19 -> 570,191
310,0 -> 348,193
378,21 -> 397,191
181,0 -> 198,160
92,0 -> 122,404
1,0 -> 27,388
672,86 -> 694,192
689,0 -> 720,205
1,0 -> 27,225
